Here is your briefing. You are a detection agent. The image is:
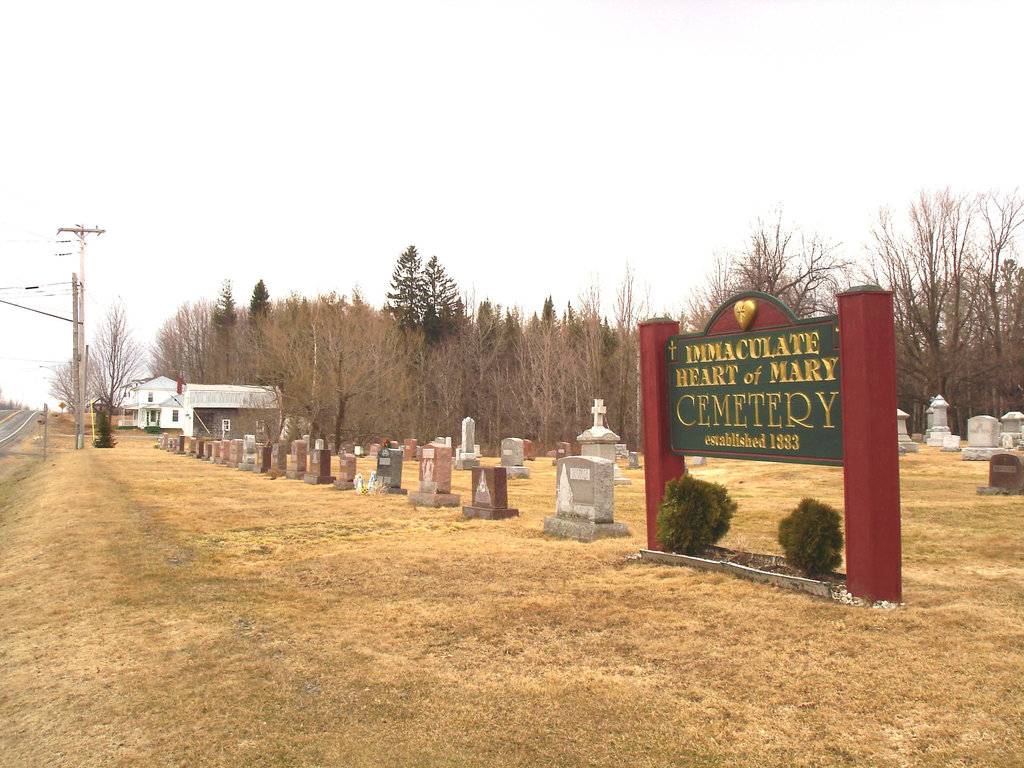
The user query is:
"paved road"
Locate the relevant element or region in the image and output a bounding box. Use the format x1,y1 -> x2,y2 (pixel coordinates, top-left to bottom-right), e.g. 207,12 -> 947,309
0,409 -> 40,452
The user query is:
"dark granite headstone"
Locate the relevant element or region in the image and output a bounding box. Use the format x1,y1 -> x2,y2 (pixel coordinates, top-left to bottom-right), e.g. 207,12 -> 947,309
253,444 -> 273,473
376,446 -> 406,494
978,452 -> 1024,495
304,448 -> 335,485
462,466 -> 518,520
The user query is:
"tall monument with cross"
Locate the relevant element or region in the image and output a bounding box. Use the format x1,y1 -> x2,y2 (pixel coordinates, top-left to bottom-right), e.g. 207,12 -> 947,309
578,398 -> 631,485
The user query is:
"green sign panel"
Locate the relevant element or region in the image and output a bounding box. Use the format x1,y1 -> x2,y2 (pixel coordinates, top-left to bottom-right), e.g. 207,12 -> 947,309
667,298 -> 842,465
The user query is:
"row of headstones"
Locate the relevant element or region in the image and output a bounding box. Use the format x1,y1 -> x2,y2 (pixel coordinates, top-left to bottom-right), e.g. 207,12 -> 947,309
896,396 -> 1024,460
155,432 -> 629,542
156,399 -> 637,543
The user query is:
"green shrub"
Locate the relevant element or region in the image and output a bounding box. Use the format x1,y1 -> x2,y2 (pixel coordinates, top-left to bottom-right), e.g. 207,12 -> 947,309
92,409 -> 117,449
777,498 -> 844,575
656,474 -> 736,555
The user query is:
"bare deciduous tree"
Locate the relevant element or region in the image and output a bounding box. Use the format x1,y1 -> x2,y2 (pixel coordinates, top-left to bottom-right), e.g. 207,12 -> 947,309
91,300 -> 146,409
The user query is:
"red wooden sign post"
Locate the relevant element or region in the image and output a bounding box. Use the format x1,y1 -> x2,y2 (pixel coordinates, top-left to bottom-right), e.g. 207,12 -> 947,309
639,287 -> 902,603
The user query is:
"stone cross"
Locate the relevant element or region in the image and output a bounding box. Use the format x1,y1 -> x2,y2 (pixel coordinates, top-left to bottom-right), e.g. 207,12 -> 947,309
591,399 -> 607,429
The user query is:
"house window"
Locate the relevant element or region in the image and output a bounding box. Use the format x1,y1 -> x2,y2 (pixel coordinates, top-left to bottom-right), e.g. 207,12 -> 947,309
147,392 -> 153,403
172,410 -> 179,423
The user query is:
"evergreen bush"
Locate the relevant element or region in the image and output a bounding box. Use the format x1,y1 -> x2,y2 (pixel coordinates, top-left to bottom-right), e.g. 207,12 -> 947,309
656,474 -> 736,555
777,498 -> 844,575
93,408 -> 117,449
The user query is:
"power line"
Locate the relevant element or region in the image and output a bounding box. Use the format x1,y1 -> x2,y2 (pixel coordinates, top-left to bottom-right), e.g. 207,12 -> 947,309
0,297 -> 75,323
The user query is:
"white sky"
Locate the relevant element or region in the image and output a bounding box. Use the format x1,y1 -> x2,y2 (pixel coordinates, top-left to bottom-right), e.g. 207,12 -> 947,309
2,1 -> 1022,407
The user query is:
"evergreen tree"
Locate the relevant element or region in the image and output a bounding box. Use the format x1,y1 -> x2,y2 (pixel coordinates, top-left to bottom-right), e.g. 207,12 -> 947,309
212,279 -> 237,380
213,279 -> 237,330
541,295 -> 557,327
423,254 -> 460,344
386,245 -> 426,330
249,279 -> 270,317
93,408 -> 116,448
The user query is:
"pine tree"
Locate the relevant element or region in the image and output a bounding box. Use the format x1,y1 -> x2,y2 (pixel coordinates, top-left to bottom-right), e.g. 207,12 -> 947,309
93,408 -> 116,448
423,254 -> 460,344
212,279 -> 237,380
213,279 -> 237,330
250,279 -> 270,317
386,246 -> 426,330
541,295 -> 557,327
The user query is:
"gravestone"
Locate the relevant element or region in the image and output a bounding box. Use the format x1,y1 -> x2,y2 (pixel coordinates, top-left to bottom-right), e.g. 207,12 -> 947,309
376,446 -> 406,494
455,417 -> 479,471
408,444 -> 460,507
210,441 -> 220,463
688,456 -> 708,467
977,452 -> 1024,495
304,448 -> 335,485
615,443 -> 628,459
354,445 -> 363,457
940,434 -> 962,452
253,444 -> 273,473
925,395 -> 952,447
218,439 -> 230,464
1001,411 -> 1024,446
462,466 -> 518,520
523,439 -> 535,461
228,439 -> 243,468
551,441 -> 571,466
578,399 -> 631,486
544,456 -> 628,541
286,439 -> 308,480
239,434 -> 257,470
404,438 -> 418,460
176,435 -> 186,454
334,453 -> 357,490
963,415 -> 1002,461
628,451 -> 642,470
271,443 -> 288,472
368,443 -> 381,459
897,409 -> 918,453
499,437 -> 530,479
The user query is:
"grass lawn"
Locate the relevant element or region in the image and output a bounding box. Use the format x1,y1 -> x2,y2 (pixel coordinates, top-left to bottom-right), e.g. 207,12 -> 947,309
1,418 -> 1021,767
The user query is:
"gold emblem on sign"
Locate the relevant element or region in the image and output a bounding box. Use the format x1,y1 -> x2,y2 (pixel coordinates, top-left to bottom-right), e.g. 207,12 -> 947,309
734,299 -> 757,330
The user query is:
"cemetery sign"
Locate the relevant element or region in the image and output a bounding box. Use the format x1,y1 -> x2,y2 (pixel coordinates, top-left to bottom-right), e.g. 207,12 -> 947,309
640,287 -> 903,603
666,295 -> 841,465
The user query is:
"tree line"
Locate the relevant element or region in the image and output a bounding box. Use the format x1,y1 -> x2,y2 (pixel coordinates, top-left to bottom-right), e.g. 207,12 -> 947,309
149,251 -> 647,452
121,186 -> 1024,448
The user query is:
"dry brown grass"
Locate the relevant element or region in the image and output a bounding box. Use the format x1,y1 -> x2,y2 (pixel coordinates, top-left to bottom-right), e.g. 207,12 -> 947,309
1,430 -> 1022,767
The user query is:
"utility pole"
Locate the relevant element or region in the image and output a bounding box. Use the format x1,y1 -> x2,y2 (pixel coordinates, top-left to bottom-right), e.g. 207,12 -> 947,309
58,225 -> 104,450
72,273 -> 82,449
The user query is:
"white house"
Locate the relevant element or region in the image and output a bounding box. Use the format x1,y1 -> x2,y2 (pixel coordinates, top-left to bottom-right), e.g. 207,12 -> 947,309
120,376 -> 184,430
